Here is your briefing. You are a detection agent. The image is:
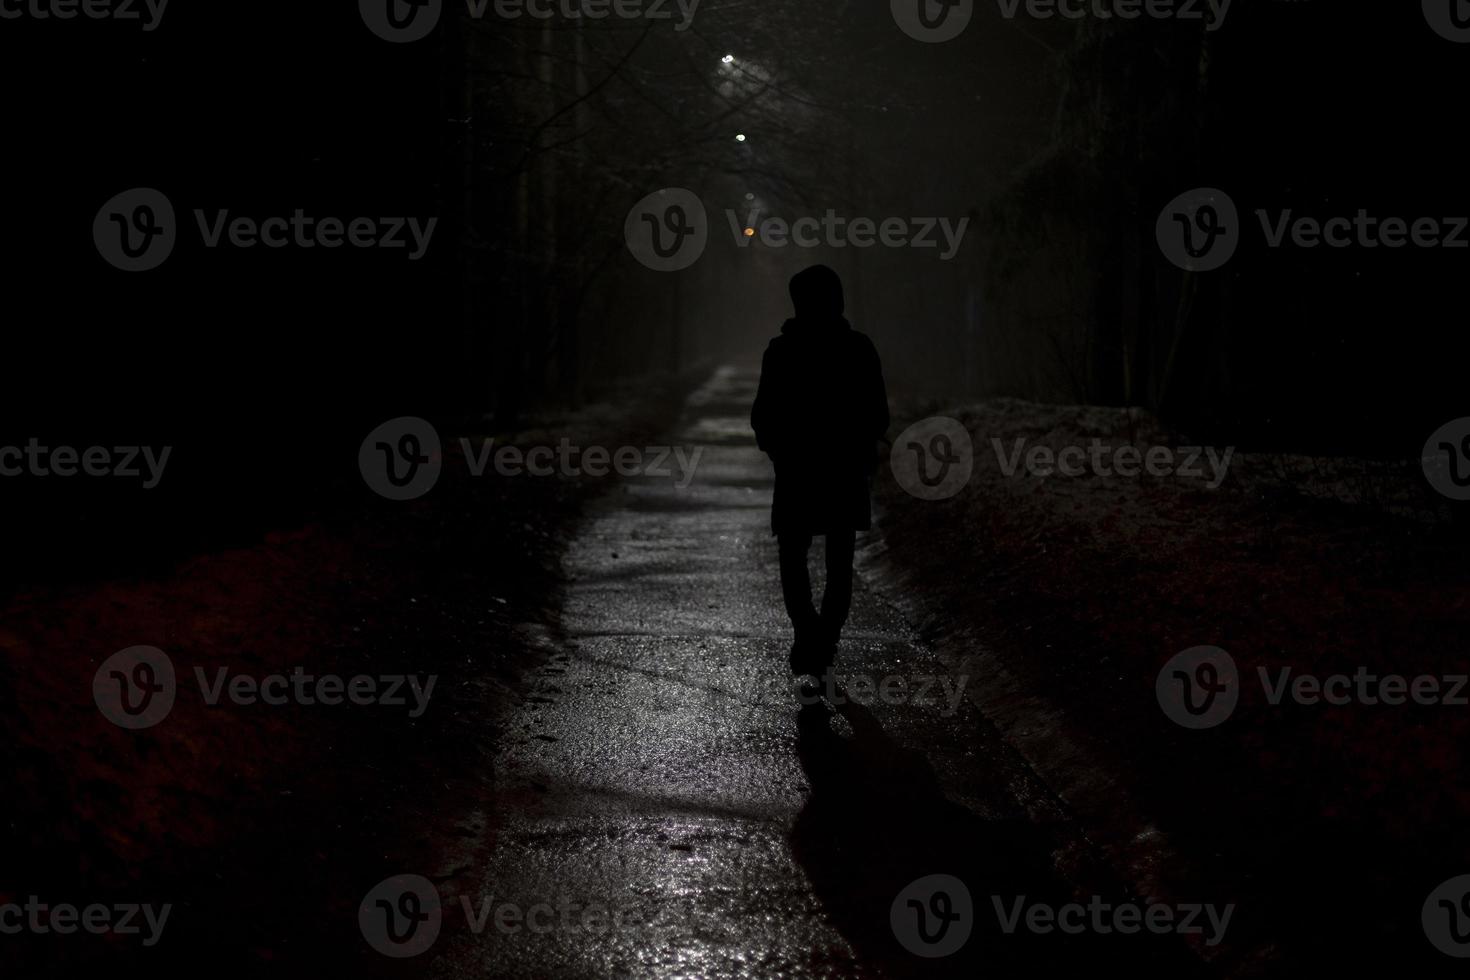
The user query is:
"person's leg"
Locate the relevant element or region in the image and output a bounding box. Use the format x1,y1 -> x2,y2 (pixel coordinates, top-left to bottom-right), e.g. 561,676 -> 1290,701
819,528 -> 857,645
777,532 -> 819,638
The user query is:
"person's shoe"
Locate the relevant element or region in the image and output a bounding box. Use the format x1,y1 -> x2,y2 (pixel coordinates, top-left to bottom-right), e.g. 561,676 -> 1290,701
789,669 -> 833,713
787,616 -> 813,673
789,636 -> 824,676
811,618 -> 840,674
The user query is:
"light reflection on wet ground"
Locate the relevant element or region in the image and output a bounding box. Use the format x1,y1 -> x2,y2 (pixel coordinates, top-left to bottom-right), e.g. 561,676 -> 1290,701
430,368 -> 1209,978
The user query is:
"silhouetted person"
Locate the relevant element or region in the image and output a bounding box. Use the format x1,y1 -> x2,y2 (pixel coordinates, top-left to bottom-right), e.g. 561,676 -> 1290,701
751,265 -> 889,677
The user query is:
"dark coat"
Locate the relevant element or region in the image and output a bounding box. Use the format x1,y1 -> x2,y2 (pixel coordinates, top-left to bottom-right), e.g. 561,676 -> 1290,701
750,316 -> 890,536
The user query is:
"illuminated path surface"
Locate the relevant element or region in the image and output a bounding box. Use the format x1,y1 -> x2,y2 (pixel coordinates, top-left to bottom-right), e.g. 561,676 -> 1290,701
430,368 -> 1209,978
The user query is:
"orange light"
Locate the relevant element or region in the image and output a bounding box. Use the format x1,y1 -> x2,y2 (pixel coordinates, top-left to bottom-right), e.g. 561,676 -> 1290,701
744,228 -> 756,237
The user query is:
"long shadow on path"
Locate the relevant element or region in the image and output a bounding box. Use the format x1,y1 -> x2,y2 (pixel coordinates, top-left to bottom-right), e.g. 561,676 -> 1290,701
791,695 -> 1214,977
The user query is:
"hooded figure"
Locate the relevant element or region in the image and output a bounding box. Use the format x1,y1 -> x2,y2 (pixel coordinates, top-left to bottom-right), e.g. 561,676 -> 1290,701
750,265 -> 889,674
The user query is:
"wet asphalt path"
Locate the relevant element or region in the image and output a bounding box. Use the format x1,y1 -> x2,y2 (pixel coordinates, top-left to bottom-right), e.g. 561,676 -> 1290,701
429,368 -> 1211,978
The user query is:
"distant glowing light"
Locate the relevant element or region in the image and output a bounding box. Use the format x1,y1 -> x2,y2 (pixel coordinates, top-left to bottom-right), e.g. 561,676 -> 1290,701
735,134 -> 746,142
744,227 -> 756,237
722,54 -> 735,64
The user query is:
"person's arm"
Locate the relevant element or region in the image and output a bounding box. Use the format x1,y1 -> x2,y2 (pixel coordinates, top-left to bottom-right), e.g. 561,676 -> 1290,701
750,341 -> 780,459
